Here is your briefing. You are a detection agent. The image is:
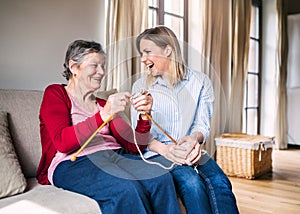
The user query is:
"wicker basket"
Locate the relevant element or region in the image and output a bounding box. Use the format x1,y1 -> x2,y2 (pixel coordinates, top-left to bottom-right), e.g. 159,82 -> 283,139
215,133 -> 274,179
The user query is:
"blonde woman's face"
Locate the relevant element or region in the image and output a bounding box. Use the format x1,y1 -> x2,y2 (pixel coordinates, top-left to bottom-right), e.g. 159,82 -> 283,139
139,38 -> 170,77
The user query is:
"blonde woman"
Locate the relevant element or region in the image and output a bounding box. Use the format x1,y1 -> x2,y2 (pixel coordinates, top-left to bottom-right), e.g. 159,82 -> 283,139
131,26 -> 239,214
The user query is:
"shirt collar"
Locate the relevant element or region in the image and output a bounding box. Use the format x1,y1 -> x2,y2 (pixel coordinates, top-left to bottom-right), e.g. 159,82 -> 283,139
150,67 -> 190,87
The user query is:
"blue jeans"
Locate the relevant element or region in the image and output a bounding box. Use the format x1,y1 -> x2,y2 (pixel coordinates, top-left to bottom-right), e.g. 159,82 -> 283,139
53,149 -> 181,214
171,152 -> 239,214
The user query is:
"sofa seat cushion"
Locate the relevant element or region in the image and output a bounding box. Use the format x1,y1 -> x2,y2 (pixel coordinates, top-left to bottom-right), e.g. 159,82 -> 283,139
0,111 -> 27,199
0,178 -> 101,214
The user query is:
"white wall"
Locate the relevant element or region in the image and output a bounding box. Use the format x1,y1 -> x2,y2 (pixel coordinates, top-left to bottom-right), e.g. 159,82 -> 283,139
287,14 -> 300,145
0,0 -> 105,90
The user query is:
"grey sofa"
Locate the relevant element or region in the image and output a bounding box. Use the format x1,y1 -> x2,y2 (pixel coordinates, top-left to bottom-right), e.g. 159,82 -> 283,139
0,89 -> 186,214
0,89 -> 101,213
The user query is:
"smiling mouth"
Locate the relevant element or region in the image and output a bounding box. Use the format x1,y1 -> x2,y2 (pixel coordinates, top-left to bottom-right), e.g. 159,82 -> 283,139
93,78 -> 102,82
147,63 -> 154,69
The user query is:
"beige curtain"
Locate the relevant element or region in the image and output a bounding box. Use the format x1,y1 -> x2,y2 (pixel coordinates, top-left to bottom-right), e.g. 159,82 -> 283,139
102,0 -> 148,92
228,0 -> 251,132
276,0 -> 288,149
201,0 -> 251,157
201,0 -> 232,157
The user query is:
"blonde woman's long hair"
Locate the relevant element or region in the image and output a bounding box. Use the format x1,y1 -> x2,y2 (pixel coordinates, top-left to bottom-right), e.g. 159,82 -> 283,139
136,26 -> 186,86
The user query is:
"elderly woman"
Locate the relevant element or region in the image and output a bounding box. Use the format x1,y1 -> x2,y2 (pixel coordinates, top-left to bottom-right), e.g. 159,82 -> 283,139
36,40 -> 180,214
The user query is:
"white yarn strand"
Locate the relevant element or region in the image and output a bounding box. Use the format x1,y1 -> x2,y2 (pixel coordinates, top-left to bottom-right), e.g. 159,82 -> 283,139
130,89 -> 176,170
132,124 -> 176,170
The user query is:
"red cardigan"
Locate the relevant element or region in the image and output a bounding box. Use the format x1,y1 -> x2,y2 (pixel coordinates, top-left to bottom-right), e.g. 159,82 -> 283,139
36,84 -> 150,185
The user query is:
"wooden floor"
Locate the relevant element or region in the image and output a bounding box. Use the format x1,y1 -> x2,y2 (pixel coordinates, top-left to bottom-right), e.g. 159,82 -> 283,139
229,147 -> 300,214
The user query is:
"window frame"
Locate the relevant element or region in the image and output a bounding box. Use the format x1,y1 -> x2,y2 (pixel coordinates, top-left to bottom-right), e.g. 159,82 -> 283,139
148,0 -> 188,62
243,0 -> 262,135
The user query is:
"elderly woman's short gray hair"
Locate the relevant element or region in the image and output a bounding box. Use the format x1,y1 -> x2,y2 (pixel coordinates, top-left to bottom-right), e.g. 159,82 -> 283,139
62,40 -> 105,80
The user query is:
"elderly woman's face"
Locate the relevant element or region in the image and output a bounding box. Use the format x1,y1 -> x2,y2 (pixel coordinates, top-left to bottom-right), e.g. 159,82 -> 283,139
76,52 -> 106,90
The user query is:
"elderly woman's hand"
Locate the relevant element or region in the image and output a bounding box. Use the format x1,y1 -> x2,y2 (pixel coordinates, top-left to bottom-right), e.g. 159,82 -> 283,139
100,92 -> 131,121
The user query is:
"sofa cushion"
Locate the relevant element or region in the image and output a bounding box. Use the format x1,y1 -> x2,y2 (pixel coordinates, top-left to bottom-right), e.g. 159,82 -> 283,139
0,89 -> 44,178
0,111 -> 27,198
0,178 -> 101,214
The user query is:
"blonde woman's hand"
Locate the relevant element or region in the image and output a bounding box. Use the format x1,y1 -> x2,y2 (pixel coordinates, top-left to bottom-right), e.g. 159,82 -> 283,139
178,135 -> 202,165
186,143 -> 202,165
130,91 -> 153,120
148,139 -> 194,165
159,143 -> 190,165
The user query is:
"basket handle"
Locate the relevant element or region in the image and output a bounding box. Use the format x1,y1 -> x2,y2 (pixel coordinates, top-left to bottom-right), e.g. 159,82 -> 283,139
258,142 -> 266,161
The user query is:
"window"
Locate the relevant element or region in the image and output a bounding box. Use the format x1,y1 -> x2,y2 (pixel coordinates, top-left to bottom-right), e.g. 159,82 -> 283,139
148,0 -> 188,61
243,0 -> 262,134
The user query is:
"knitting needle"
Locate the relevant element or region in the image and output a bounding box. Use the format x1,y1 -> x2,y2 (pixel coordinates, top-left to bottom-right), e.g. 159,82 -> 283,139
145,111 -> 201,168
71,89 -> 148,162
130,88 -> 178,145
143,112 -> 178,144
71,88 -> 178,161
70,114 -> 115,162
